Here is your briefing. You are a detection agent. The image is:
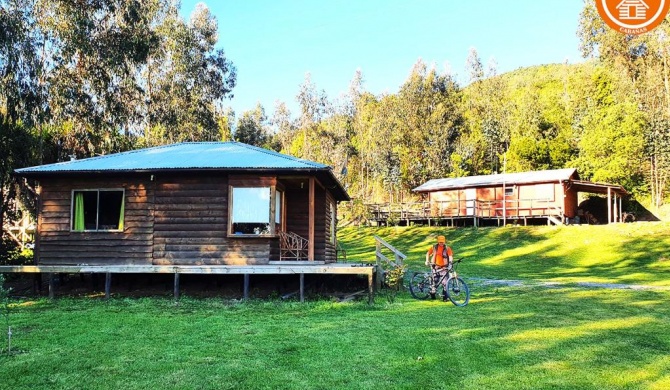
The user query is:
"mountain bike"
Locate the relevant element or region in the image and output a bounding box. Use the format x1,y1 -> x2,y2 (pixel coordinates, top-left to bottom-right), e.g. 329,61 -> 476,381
409,259 -> 470,306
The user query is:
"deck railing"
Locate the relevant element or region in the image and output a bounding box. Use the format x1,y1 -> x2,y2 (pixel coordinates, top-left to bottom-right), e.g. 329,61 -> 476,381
367,198 -> 563,223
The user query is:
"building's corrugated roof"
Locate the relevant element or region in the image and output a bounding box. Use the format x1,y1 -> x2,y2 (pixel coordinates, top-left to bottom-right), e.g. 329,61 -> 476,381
16,142 -> 329,173
413,168 -> 578,192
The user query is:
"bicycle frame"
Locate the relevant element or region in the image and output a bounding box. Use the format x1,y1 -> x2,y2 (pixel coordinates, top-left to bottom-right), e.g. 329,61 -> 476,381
409,259 -> 469,306
430,260 -> 460,290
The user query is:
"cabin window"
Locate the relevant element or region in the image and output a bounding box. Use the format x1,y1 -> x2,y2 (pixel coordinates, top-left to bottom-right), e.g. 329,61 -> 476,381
231,186 -> 284,236
275,190 -> 283,228
504,187 -> 514,196
71,189 -> 125,232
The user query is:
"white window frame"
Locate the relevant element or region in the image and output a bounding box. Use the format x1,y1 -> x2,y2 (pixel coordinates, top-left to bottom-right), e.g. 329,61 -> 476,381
228,185 -> 282,237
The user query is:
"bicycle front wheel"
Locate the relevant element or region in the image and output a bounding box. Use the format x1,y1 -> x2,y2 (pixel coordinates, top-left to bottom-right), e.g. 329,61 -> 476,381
409,272 -> 432,300
446,277 -> 470,306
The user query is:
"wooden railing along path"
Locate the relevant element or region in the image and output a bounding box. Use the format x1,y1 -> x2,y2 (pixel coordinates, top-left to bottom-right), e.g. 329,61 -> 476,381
374,235 -> 407,289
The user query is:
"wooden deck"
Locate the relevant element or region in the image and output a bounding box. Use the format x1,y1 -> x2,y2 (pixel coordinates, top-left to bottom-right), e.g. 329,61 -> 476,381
366,199 -> 564,226
0,263 -> 377,303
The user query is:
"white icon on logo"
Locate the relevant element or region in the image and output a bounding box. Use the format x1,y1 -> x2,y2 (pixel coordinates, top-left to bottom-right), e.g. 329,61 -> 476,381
616,0 -> 650,20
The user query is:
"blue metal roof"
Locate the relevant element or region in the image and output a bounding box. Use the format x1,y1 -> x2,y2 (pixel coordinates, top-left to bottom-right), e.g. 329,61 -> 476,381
16,142 -> 330,173
413,168 -> 578,192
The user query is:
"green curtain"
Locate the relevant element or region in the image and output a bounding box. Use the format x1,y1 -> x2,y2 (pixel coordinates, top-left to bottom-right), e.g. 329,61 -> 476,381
118,195 -> 125,231
74,193 -> 85,231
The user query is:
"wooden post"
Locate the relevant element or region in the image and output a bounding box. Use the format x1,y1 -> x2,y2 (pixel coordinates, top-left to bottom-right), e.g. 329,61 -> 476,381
368,272 -> 374,304
308,177 -> 315,261
48,273 -> 55,299
33,274 -> 40,294
619,196 -> 623,223
299,273 -> 305,303
174,273 -> 180,300
105,273 -> 112,299
607,187 -> 612,224
375,264 -> 383,291
243,274 -> 250,300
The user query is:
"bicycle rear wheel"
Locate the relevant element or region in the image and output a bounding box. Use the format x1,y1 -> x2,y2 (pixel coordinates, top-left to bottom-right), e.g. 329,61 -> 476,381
409,272 -> 432,300
446,277 -> 470,306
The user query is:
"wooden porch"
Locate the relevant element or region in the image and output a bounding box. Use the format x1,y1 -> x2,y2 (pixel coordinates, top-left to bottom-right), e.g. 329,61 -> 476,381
0,263 -> 376,303
367,198 -> 565,226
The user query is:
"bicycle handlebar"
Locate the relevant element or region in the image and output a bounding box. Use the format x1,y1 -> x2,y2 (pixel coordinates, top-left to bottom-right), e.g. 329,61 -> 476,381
429,258 -> 463,267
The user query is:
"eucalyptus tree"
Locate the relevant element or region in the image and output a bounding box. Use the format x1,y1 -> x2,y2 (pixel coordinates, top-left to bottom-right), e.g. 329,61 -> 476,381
234,103 -> 269,148
394,59 -> 463,191
294,73 -> 330,160
0,0 -> 41,230
142,2 -> 236,145
34,0 -> 164,158
271,100 -> 296,154
578,0 -> 667,202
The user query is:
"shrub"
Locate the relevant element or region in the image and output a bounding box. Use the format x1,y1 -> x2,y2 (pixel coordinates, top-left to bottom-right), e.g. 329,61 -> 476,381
0,239 -> 33,266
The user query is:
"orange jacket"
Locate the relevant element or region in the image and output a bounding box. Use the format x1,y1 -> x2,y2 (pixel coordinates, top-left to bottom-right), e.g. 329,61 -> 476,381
427,243 -> 453,267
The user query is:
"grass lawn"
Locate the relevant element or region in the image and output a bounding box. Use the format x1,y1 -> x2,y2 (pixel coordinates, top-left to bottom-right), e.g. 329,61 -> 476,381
339,222 -> 670,286
1,222 -> 669,389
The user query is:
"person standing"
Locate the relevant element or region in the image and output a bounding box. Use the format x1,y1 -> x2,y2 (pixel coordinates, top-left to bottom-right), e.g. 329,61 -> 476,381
425,235 -> 453,300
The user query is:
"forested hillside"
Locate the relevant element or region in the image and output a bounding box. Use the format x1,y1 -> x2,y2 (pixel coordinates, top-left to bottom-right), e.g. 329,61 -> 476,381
1,0 -> 668,232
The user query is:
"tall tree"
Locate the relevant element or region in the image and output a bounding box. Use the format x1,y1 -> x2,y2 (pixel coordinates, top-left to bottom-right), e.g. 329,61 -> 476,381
294,73 -> 330,160
271,100 -> 296,153
142,2 -> 236,145
579,0 -> 669,204
235,103 -> 269,147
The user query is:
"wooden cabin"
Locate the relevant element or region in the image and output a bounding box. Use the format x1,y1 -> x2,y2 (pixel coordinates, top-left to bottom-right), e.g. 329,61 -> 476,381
410,168 -> 628,226
15,142 -> 350,267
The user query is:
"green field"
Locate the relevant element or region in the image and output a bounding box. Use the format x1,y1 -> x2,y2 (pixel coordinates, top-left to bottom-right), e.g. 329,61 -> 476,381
340,222 -> 670,286
1,223 -> 670,389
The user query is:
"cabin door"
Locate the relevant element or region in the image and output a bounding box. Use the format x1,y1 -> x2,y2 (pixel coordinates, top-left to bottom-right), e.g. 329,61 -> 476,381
465,188 -> 476,216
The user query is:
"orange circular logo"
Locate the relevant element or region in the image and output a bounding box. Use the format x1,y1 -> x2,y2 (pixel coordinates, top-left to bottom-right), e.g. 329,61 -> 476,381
596,0 -> 670,35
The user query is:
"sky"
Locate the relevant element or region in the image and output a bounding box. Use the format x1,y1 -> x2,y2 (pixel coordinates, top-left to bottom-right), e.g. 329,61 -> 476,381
179,0 -> 587,120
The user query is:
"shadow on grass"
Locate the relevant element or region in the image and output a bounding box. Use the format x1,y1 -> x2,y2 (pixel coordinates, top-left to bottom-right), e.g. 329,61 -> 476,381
340,223 -> 670,285
393,286 -> 670,389
3,282 -> 670,389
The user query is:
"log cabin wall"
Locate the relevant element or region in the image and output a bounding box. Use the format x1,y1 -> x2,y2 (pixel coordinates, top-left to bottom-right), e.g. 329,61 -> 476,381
563,185 -> 578,218
283,181 -> 333,261
285,186 -> 309,241
35,173 -> 338,266
313,186 -> 326,261
324,191 -> 336,263
36,177 -> 154,266
153,174 -> 271,265
428,182 -> 568,218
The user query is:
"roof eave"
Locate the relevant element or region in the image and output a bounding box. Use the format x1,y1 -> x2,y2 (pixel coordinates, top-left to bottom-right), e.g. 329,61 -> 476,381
15,167 -> 351,201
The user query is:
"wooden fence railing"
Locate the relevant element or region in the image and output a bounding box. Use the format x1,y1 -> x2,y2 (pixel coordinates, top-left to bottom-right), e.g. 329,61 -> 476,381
3,214 -> 35,249
367,198 -> 563,223
374,235 -> 407,289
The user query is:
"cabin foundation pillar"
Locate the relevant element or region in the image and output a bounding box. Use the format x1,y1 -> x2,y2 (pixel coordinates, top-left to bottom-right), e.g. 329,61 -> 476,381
105,273 -> 112,299
173,273 -> 180,300
33,274 -> 41,294
243,274 -> 250,300
48,273 -> 55,299
299,273 -> 305,303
